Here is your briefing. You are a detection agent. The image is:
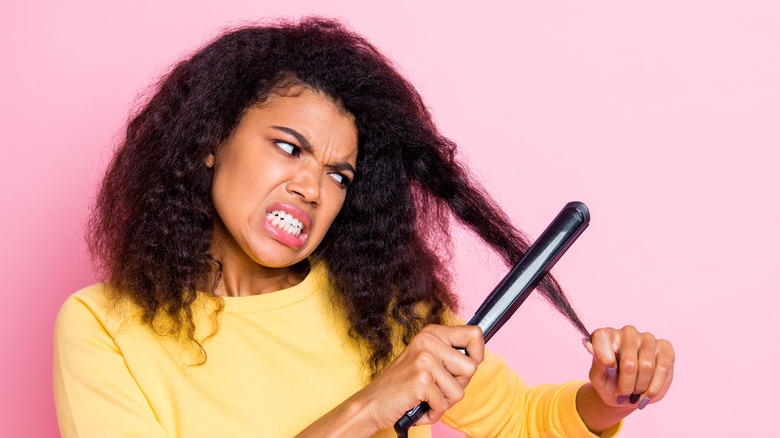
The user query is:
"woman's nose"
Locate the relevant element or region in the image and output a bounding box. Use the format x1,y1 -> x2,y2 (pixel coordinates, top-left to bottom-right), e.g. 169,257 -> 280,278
287,163 -> 321,205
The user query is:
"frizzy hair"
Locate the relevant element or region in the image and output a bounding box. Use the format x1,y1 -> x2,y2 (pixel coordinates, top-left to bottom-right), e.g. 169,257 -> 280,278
88,17 -> 589,377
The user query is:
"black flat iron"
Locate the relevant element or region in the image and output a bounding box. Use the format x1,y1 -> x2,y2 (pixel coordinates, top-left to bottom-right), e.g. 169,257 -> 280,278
394,202 -> 591,437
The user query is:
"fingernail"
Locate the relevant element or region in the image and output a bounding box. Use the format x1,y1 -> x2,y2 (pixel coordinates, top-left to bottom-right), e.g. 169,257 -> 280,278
629,393 -> 640,404
606,368 -> 617,379
616,395 -> 627,404
638,397 -> 651,410
582,338 -> 590,351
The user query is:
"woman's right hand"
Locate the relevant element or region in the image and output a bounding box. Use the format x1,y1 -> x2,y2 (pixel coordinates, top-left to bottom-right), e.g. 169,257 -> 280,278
359,324 -> 485,429
295,324 -> 485,437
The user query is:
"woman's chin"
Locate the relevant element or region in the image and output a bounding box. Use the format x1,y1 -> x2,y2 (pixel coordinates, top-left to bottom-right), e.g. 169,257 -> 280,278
247,240 -> 314,270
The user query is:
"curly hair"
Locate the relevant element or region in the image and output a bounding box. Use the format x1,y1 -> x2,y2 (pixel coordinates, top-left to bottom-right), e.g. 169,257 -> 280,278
88,17 -> 589,377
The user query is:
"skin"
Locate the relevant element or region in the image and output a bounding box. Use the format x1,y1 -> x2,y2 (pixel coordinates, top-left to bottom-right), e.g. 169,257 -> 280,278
577,326 -> 675,433
208,87 -> 676,436
209,88 -> 358,296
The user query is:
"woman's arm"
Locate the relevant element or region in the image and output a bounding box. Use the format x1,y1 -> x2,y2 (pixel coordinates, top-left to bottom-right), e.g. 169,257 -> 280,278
577,326 -> 676,434
54,290 -> 169,438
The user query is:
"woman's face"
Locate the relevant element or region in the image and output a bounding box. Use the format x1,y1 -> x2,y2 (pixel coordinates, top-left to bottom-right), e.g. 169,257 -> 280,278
210,89 -> 358,270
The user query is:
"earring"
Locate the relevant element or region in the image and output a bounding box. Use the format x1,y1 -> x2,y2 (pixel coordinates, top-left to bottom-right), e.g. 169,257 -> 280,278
205,154 -> 215,168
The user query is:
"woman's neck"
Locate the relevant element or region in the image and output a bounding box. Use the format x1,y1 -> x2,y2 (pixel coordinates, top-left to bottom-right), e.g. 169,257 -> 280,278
213,262 -> 306,297
209,224 -> 307,297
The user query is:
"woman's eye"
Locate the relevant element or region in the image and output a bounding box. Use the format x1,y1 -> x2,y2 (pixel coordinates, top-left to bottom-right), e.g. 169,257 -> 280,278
275,141 -> 299,156
329,172 -> 351,187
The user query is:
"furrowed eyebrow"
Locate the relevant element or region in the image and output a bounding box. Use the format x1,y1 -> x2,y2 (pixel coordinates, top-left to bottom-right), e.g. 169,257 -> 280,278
330,161 -> 356,175
271,125 -> 356,175
272,126 -> 312,152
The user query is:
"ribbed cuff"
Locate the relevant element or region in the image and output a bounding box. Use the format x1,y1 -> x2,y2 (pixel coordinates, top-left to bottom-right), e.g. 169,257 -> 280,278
555,382 -> 622,438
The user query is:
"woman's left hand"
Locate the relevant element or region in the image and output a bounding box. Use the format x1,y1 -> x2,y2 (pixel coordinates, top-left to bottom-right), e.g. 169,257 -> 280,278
583,325 -> 675,411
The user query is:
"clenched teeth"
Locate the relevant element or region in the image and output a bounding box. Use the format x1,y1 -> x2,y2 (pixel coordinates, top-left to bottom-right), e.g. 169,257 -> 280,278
267,210 -> 304,238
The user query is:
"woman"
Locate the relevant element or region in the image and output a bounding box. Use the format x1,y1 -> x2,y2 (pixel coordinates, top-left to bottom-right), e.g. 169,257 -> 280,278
54,18 -> 674,437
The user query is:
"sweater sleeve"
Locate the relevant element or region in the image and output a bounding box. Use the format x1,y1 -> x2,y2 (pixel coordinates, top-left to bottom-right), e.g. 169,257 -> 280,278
440,350 -> 621,438
53,287 -> 168,438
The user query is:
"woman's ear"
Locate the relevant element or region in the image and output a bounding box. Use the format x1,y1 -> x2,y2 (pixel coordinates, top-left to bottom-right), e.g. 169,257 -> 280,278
205,154 -> 215,168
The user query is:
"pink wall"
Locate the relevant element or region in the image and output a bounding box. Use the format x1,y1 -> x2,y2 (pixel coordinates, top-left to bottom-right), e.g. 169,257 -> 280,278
2,1 -> 778,436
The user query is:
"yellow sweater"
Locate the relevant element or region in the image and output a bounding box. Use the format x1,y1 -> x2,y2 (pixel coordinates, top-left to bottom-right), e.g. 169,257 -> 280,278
53,264 -> 621,437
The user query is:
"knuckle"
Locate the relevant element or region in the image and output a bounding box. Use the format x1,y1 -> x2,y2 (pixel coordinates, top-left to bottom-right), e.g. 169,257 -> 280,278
591,328 -> 611,341
416,350 -> 437,367
421,324 -> 439,333
417,328 -> 435,339
415,331 -> 438,348
621,360 -> 637,374
464,360 -> 478,377
621,324 -> 638,334
638,359 -> 655,372
452,386 -> 465,403
413,369 -> 433,387
659,339 -> 675,357
640,332 -> 657,343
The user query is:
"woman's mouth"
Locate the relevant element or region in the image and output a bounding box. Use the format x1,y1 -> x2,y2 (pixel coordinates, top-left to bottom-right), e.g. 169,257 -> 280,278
267,210 -> 304,237
262,204 -> 311,249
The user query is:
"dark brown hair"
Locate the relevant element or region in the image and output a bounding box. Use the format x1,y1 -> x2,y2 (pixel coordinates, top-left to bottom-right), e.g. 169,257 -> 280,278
88,17 -> 588,377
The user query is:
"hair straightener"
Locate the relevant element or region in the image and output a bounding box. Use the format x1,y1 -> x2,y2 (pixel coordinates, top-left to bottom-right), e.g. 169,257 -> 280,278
393,201 -> 591,437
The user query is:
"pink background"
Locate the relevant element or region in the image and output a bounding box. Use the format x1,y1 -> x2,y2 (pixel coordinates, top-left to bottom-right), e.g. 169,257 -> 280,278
2,1 -> 778,436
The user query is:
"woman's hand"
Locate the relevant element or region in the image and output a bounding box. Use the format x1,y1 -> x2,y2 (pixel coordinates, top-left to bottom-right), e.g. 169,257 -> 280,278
577,325 -> 675,433
295,324 -> 484,437
359,324 -> 485,429
585,325 -> 675,409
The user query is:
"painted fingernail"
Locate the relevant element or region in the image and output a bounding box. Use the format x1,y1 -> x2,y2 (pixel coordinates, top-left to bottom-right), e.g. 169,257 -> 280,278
638,397 -> 651,410
606,368 -> 617,379
616,395 -> 627,404
582,338 -> 590,350
629,393 -> 640,404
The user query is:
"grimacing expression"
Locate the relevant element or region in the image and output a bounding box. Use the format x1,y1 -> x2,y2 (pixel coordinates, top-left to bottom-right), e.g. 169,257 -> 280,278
210,89 -> 359,269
